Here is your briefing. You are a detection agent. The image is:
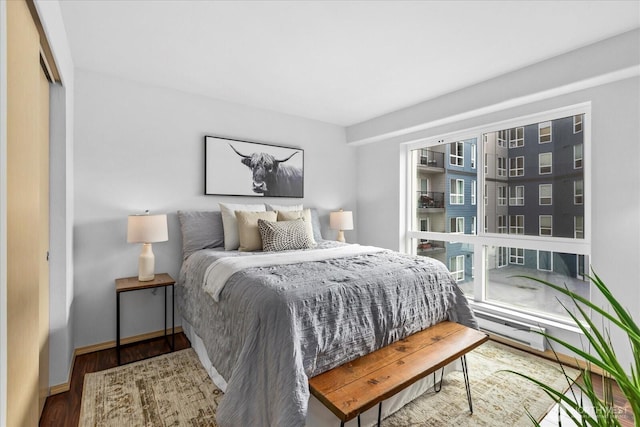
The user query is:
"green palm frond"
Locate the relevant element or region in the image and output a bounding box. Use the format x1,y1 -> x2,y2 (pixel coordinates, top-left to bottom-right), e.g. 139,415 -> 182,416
508,269 -> 639,426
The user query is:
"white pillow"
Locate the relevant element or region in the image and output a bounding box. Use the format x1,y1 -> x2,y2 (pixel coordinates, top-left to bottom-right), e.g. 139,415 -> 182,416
219,202 -> 266,250
265,203 -> 303,212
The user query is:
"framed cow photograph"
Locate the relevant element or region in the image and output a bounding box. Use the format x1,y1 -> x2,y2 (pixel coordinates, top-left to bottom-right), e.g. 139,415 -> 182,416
204,135 -> 304,198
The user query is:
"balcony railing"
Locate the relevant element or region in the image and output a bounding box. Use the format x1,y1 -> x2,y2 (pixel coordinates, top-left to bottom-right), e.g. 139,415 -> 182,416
418,150 -> 445,168
417,191 -> 445,209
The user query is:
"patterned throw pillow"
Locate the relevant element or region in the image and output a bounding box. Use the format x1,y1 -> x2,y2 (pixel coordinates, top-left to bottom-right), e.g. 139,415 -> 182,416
257,219 -> 315,252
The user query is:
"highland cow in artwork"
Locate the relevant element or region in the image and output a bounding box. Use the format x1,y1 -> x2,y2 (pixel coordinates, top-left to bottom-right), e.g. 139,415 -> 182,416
204,135 -> 304,198
228,144 -> 303,197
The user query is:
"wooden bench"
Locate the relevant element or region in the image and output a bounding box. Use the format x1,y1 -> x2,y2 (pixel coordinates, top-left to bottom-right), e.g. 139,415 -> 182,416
309,321 -> 489,426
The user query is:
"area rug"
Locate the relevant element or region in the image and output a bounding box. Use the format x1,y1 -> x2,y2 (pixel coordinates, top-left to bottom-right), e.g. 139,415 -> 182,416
80,342 -> 580,426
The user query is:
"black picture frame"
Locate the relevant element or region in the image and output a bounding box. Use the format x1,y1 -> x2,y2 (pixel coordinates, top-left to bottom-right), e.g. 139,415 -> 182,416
204,135 -> 304,198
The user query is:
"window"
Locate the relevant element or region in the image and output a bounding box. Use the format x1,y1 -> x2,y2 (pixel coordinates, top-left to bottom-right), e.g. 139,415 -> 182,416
497,185 -> 507,206
449,255 -> 465,282
539,184 -> 552,205
538,121 -> 552,143
471,180 -> 476,205
539,152 -> 552,174
509,248 -> 524,265
574,144 -> 583,169
407,109 -> 588,322
497,156 -> 507,177
450,142 -> 463,166
574,216 -> 584,239
574,180 -> 584,205
509,215 -> 524,234
484,184 -> 488,206
450,217 -> 464,233
509,127 -> 524,148
509,156 -> 524,176
509,185 -> 524,206
497,215 -> 507,234
471,144 -> 476,168
450,179 -> 464,204
497,130 -> 507,147
574,114 -> 583,133
498,247 -> 508,267
539,215 -> 552,236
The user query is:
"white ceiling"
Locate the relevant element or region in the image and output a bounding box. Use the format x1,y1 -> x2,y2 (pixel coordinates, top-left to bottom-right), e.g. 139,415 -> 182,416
59,1 -> 640,126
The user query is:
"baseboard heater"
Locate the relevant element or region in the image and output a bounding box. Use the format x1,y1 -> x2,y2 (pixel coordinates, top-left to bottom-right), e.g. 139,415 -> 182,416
474,310 -> 546,351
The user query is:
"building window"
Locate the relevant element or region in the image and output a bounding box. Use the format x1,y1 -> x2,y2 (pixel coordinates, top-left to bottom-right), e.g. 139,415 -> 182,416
450,179 -> 464,204
574,114 -> 583,133
471,143 -> 476,168
497,156 -> 507,177
509,156 -> 524,177
484,184 -> 488,206
509,215 -> 524,234
484,215 -> 488,233
574,144 -> 583,169
509,127 -> 524,148
497,215 -> 507,234
498,247 -> 508,267
539,184 -> 552,205
574,180 -> 584,205
450,217 -> 464,234
509,185 -> 524,206
575,216 -> 584,239
509,248 -> 524,265
484,153 -> 488,175
539,152 -> 552,174
497,185 -> 507,206
449,255 -> 465,282
497,130 -> 507,147
538,121 -> 552,143
471,180 -> 476,205
450,141 -> 464,166
471,216 -> 477,235
539,215 -> 552,236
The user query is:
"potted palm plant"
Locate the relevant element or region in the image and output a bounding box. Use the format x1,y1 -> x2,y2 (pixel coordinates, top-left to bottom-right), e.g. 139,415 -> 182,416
507,271 -> 639,426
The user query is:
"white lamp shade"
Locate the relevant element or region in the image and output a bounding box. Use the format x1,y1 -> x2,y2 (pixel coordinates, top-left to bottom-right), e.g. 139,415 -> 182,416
330,210 -> 354,231
127,214 -> 168,243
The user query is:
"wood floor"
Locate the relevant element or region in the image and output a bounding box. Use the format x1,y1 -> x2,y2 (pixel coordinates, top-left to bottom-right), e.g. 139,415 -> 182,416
39,333 -> 191,427
39,335 -> 634,426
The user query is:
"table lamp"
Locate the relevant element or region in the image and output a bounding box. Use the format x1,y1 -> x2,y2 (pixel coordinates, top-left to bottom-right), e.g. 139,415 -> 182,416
127,211 -> 168,281
329,209 -> 353,243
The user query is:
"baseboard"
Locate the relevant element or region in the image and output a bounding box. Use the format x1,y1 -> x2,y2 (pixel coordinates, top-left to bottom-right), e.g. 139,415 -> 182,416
488,334 -> 603,376
49,326 -> 184,395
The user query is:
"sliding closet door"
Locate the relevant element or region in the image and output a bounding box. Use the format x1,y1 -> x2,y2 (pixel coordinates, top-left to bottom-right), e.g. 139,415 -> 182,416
7,0 -> 50,424
38,62 -> 51,415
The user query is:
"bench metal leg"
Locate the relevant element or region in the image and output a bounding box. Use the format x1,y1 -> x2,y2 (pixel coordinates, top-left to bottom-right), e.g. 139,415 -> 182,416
357,414 -> 361,427
377,401 -> 382,426
433,367 -> 445,392
461,355 -> 473,413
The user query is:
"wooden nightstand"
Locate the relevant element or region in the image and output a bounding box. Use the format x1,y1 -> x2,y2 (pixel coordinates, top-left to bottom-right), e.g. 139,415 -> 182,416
115,273 -> 175,365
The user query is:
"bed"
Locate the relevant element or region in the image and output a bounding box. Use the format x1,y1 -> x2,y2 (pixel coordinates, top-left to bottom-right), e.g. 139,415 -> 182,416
176,206 -> 477,427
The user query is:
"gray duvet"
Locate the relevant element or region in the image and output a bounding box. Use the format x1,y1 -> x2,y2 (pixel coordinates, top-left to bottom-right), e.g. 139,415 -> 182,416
178,242 -> 477,427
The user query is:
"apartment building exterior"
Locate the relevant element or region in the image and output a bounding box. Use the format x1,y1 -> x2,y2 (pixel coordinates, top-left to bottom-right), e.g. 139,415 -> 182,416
415,114 -> 585,282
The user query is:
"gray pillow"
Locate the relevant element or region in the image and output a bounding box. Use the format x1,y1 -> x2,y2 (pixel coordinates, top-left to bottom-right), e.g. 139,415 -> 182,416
177,211 -> 225,259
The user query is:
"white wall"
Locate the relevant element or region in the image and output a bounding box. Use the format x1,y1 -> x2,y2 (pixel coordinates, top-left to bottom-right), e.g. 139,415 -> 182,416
73,69 -> 357,349
352,33 -> 640,371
